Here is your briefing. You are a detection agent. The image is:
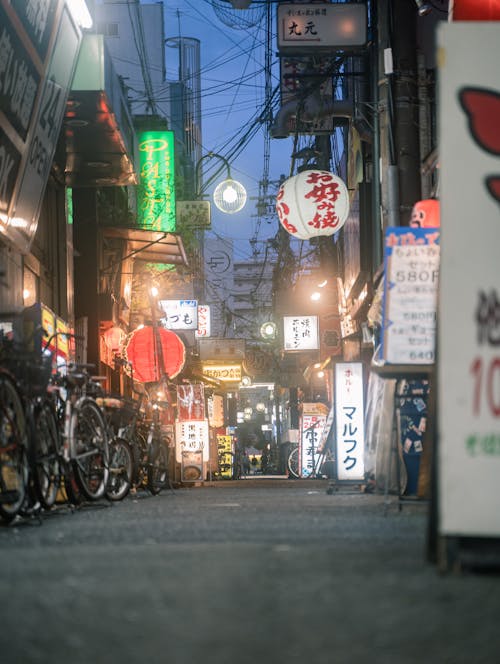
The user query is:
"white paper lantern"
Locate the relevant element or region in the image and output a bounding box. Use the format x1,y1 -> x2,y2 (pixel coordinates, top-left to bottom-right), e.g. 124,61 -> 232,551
276,170 -> 350,240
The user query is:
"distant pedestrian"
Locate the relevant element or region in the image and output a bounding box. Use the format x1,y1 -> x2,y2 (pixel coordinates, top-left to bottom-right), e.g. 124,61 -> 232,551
242,452 -> 251,476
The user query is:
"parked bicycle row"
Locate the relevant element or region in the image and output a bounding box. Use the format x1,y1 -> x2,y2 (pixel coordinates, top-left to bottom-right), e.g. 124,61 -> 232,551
0,327 -> 171,524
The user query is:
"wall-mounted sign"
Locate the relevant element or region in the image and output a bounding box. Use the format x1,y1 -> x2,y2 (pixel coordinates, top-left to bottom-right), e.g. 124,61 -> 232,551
198,338 -> 245,361
202,364 -> 242,382
177,384 -> 205,421
335,362 -> 365,482
195,305 -> 211,338
277,3 -> 367,53
176,200 -> 211,229
159,299 -> 198,330
137,130 -> 176,232
381,227 -> 440,364
283,315 -> 319,351
438,23 -> 500,538
0,0 -> 83,253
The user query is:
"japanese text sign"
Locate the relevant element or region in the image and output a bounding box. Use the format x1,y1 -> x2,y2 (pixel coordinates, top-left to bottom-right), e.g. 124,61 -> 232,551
335,362 -> 364,481
381,227 -> 440,364
175,419 -> 209,463
277,3 -> 367,53
159,299 -> 198,331
300,403 -> 328,478
438,23 -> 500,537
137,130 -> 176,232
283,315 -> 319,351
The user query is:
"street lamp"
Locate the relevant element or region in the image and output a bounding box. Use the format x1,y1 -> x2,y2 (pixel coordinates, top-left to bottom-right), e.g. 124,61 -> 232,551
196,152 -> 247,214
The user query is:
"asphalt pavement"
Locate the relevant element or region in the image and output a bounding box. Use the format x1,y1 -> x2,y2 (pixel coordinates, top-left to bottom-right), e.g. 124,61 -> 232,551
1,479 -> 499,664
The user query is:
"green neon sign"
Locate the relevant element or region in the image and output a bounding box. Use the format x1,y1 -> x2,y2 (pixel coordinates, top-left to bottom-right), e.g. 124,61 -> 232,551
137,130 -> 176,232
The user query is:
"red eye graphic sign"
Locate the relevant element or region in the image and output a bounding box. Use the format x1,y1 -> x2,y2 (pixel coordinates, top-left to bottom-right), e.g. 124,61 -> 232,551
459,87 -> 500,204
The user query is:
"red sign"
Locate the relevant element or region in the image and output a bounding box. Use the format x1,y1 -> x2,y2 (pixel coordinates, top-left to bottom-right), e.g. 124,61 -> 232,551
451,0 -> 500,20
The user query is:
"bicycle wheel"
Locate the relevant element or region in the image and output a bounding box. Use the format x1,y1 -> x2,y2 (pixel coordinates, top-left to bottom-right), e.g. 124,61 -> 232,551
147,440 -> 169,495
287,446 -> 300,479
0,372 -> 29,521
71,398 -> 109,500
31,398 -> 61,509
105,437 -> 133,501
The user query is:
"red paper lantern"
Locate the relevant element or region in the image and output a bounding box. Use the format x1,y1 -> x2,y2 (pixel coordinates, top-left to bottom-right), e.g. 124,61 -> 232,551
276,170 -> 350,240
410,199 -> 440,228
451,0 -> 500,21
103,326 -> 126,352
125,326 -> 185,383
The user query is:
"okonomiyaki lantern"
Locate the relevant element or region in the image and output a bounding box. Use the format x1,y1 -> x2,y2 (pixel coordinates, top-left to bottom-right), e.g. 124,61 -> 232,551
276,170 -> 350,240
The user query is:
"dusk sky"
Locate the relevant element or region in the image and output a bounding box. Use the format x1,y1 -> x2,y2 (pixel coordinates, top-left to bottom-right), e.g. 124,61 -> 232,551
163,0 -> 296,257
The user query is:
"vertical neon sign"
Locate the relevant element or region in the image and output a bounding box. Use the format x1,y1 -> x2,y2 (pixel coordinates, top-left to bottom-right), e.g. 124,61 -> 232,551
138,130 -> 176,232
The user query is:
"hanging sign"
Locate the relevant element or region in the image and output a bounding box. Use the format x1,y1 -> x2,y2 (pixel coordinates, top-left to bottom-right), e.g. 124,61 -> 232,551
283,315 -> 319,351
195,305 -> 211,338
335,362 -> 365,482
159,299 -> 198,330
137,130 -> 176,232
381,227 -> 440,364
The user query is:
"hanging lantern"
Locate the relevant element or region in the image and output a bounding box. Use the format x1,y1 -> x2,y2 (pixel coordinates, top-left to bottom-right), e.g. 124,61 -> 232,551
125,326 -> 185,383
410,198 -> 440,228
103,326 -> 126,353
276,170 -> 350,240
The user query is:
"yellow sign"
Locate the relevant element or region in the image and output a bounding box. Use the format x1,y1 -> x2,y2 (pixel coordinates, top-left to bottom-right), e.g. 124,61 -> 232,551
202,364 -> 242,382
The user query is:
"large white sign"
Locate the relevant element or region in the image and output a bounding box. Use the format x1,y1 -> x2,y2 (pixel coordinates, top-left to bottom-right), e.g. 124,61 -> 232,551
159,299 -> 198,330
335,362 -> 364,481
438,23 -> 500,537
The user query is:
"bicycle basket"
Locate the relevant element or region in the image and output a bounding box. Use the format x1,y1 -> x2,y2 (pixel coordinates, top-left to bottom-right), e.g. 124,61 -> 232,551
1,350 -> 53,397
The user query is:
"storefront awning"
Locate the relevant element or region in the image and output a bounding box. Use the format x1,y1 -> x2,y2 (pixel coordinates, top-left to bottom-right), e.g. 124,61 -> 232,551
102,227 -> 189,267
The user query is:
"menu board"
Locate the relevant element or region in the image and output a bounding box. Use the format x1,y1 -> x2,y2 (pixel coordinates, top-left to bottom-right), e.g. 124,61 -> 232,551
381,227 -> 440,364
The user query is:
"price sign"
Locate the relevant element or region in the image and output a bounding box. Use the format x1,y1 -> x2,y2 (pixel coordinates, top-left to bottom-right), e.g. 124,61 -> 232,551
381,227 -> 440,364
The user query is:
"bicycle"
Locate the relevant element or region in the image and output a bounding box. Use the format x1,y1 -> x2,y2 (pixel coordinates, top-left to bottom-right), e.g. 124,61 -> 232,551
0,325 -> 53,521
96,395 -> 134,502
287,441 -> 335,479
42,334 -> 109,503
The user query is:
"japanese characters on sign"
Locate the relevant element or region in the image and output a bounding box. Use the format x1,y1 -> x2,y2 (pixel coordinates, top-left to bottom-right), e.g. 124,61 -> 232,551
438,23 -> 500,537
0,0 -> 83,253
217,435 -> 233,479
159,299 -> 198,331
195,305 -> 211,338
176,200 -> 211,229
381,227 -> 440,364
175,419 -> 209,463
277,3 -> 367,53
283,315 -> 319,351
201,364 -> 242,383
334,362 -> 365,482
137,130 -> 176,232
176,384 -> 205,421
300,403 -> 328,478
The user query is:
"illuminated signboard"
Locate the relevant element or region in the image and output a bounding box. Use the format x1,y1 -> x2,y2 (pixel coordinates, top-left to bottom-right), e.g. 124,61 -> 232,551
159,299 -> 197,330
202,364 -> 242,382
137,130 -> 176,232
283,315 -> 319,351
175,419 -> 209,463
334,362 -> 365,481
300,403 -> 329,478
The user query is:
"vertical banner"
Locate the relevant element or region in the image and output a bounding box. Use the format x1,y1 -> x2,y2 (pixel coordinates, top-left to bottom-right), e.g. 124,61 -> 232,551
137,130 -> 176,232
335,362 -> 365,481
438,23 -> 500,537
176,384 -> 205,421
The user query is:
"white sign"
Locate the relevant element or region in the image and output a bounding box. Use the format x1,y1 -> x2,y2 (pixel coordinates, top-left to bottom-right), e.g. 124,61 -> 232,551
159,299 -> 198,330
195,305 -> 211,338
283,315 -> 319,351
438,23 -> 500,537
300,410 -> 328,478
175,419 -> 209,463
277,3 -> 367,53
381,227 -> 440,364
335,362 -> 364,481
